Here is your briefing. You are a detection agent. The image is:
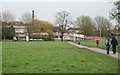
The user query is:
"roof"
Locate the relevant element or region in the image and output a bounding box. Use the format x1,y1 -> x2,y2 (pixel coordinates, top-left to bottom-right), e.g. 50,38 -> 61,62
14,21 -> 28,26
67,28 -> 80,30
2,21 -> 28,26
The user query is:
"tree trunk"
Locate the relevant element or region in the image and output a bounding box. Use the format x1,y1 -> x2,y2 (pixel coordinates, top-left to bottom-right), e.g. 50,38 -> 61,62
4,37 -> 5,40
61,32 -> 64,41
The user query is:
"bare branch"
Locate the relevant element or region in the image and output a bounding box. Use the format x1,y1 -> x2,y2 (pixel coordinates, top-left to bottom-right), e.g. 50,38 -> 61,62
19,12 -> 32,24
55,11 -> 72,41
2,11 -> 15,23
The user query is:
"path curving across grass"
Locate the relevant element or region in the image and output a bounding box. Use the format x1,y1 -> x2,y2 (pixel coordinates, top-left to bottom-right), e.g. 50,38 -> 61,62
79,40 -> 120,52
2,41 -> 118,73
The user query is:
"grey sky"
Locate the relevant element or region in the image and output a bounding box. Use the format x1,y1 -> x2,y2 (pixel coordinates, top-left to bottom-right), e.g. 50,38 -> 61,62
1,2 -> 113,24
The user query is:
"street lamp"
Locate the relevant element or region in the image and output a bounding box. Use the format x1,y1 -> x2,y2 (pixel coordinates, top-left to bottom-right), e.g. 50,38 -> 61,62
99,29 -> 101,38
116,27 -> 120,44
107,28 -> 110,38
93,29 -> 96,36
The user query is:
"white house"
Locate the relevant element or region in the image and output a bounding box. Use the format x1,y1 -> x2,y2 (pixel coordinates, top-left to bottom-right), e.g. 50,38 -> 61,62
13,21 -> 28,41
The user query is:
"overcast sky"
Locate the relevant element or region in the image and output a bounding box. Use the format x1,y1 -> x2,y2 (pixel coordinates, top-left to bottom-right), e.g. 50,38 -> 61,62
0,0 -> 114,24
0,0 -> 117,2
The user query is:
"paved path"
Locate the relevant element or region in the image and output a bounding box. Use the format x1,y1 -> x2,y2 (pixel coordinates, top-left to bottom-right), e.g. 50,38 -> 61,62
68,42 -> 120,60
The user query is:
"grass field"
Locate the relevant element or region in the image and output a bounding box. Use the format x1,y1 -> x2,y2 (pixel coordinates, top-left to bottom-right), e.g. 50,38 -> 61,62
0,42 -> 2,74
2,41 -> 118,73
79,40 -> 120,52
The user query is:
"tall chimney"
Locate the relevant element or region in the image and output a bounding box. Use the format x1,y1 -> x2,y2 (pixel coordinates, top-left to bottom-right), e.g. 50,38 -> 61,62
32,10 -> 34,25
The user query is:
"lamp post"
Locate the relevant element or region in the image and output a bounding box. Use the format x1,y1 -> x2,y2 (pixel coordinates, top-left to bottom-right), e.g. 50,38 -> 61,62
93,29 -> 96,36
107,28 -> 109,38
116,27 -> 120,44
99,29 -> 101,38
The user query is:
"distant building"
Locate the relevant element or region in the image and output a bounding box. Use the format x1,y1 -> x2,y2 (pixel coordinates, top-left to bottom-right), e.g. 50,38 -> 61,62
13,21 -> 28,41
53,26 -> 86,41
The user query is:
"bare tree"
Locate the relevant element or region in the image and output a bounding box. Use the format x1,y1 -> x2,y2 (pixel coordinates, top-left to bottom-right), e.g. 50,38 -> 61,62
1,11 -> 15,39
19,12 -> 33,39
2,11 -> 15,23
0,12 -> 1,21
55,11 -> 72,41
19,12 -> 32,24
95,16 -> 112,37
109,0 -> 120,32
76,16 -> 96,36
0,12 -> 2,40
109,0 -> 120,24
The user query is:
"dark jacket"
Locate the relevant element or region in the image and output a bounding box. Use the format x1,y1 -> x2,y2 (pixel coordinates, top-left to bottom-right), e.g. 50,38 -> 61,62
111,37 -> 118,46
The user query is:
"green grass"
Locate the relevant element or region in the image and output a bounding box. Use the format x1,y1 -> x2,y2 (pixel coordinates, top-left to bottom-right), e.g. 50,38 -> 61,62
79,40 -> 119,52
2,41 -> 118,73
0,42 -> 2,74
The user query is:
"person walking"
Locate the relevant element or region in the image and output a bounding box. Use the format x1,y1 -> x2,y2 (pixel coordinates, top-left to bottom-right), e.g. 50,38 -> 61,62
111,37 -> 118,54
95,36 -> 100,48
105,39 -> 111,54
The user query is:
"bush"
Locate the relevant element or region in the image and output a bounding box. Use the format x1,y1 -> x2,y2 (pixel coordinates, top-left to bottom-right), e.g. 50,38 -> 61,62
43,35 -> 53,41
2,26 -> 15,40
30,33 -> 54,41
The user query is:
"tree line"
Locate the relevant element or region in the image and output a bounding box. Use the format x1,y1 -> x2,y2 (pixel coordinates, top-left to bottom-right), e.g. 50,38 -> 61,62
55,11 -> 113,38
0,11 -> 53,40
0,0 -> 119,41
55,0 -> 120,40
